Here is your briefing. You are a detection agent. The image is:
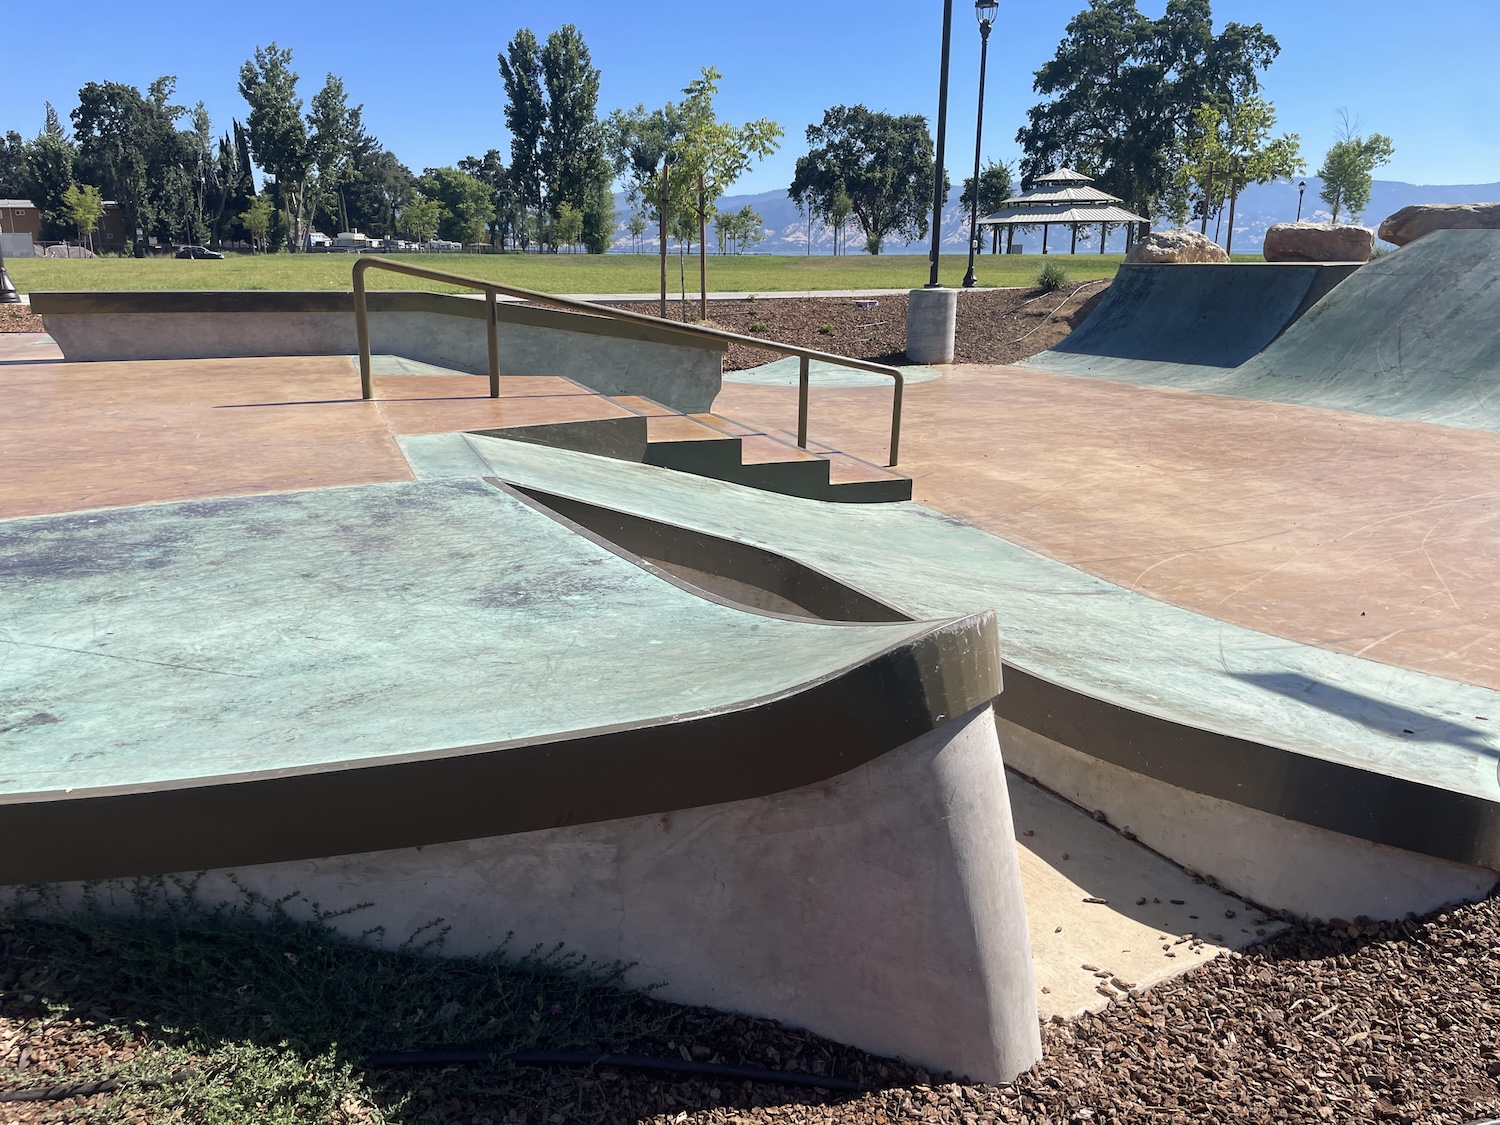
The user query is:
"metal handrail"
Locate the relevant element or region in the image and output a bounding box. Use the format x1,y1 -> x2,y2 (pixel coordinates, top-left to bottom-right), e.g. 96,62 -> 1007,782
351,256 -> 905,466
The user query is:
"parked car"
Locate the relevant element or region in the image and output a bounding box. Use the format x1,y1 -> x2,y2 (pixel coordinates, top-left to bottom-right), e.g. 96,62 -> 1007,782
176,245 -> 224,260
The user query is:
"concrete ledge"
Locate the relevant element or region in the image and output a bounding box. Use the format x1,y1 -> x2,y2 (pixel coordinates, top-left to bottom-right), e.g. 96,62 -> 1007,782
30,705 -> 1042,1083
997,716 -> 1498,921
29,290 -> 726,414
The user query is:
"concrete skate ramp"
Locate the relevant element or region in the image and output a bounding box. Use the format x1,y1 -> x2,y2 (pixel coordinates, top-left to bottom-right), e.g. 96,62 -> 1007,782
1029,261 -> 1355,376
1028,231 -> 1500,431
1227,229 -> 1500,428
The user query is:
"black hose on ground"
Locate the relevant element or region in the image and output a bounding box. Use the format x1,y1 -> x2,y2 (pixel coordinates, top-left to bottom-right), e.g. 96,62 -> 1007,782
363,1047 -> 862,1092
0,1069 -> 193,1103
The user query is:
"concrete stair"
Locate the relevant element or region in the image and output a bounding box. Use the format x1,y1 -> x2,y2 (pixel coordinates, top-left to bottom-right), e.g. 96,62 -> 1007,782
475,385 -> 911,504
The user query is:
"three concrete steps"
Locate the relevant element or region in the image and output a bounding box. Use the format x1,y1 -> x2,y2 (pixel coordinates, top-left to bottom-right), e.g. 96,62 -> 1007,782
478,383 -> 912,504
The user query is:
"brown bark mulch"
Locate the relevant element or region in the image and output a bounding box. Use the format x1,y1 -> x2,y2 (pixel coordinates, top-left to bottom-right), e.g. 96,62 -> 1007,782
0,304 -> 43,333
605,284 -> 1109,372
0,287 -> 1108,371
5,895 -> 1500,1123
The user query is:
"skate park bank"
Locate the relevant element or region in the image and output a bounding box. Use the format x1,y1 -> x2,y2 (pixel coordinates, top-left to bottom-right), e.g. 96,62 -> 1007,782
5,229 -> 1500,1083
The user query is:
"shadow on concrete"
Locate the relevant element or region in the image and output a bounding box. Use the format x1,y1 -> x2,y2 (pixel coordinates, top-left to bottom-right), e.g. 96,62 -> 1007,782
1228,671 -> 1496,757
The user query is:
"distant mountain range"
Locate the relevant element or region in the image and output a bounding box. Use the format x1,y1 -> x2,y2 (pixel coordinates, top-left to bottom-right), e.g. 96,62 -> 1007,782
608,177 -> 1500,255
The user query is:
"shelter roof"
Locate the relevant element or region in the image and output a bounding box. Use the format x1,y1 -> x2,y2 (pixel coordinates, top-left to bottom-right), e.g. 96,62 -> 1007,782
979,203 -> 1151,226
1033,167 -> 1094,184
1010,184 -> 1121,206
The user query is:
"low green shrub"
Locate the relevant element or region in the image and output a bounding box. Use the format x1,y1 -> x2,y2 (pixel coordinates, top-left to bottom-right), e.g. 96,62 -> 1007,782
1036,260 -> 1070,293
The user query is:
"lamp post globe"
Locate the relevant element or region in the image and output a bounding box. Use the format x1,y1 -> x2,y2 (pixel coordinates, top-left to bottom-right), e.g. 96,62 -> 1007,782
1297,180 -> 1307,222
962,0 -> 998,289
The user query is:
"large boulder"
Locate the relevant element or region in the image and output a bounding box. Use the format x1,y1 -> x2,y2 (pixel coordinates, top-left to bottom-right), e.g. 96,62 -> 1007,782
1262,222 -> 1374,263
1125,227 -> 1229,265
1378,202 -> 1500,246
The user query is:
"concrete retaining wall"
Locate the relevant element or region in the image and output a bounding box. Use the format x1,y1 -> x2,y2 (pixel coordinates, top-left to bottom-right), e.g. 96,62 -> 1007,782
24,704 -> 1041,1083
31,290 -> 726,414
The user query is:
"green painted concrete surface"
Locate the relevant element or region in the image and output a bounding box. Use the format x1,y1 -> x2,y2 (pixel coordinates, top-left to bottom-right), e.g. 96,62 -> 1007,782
1028,231 -> 1500,432
402,433 -> 1500,804
0,479 -> 935,796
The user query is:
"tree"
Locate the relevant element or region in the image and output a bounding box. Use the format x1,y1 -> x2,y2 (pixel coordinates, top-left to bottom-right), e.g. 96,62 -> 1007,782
499,25 -> 614,254
789,105 -> 940,255
0,131 -> 25,198
71,82 -> 182,245
240,195 -> 273,252
716,205 -> 764,254
16,110 -> 76,240
627,210 -> 648,253
419,166 -> 495,244
1016,0 -> 1280,223
1316,112 -> 1394,224
1175,96 -> 1301,248
671,66 -> 782,313
238,45 -> 313,250
828,183 -> 853,255
553,201 -> 584,251
498,29 -> 546,236
961,160 -> 1014,217
208,121 -> 255,244
398,192 -> 442,242
307,74 -> 363,233
347,147 -> 414,238
607,101 -> 684,312
61,183 -> 104,247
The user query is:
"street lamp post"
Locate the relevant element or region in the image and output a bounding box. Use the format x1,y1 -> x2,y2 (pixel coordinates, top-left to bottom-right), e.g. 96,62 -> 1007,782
0,244 -> 19,304
926,0 -> 954,288
0,206 -> 19,303
962,0 -> 999,289
1297,180 -> 1307,221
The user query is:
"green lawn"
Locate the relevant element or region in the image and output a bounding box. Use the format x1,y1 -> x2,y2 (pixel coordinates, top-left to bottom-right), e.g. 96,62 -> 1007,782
10,251 -> 1134,295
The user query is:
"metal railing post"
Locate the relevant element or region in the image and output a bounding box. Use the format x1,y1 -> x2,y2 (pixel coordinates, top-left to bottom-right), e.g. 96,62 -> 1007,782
353,258 -> 373,401
797,355 -> 810,449
485,289 -> 500,398
888,373 -> 905,468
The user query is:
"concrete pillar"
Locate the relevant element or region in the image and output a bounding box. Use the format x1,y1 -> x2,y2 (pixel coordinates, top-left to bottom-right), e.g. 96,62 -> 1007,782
907,287 -> 958,365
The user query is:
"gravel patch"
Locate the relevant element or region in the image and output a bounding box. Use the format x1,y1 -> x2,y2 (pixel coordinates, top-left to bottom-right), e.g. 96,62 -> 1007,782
5,894 -> 1500,1123
0,304 -> 43,333
606,284 -> 1108,372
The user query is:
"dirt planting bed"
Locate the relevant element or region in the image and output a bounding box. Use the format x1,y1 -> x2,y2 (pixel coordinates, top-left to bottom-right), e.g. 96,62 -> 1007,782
604,283 -> 1108,372
5,893 -> 1500,1123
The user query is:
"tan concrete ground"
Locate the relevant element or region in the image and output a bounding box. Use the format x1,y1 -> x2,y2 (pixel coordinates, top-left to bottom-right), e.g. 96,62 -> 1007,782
1009,773 -> 1282,1020
0,355 -> 617,519
714,365 -> 1500,690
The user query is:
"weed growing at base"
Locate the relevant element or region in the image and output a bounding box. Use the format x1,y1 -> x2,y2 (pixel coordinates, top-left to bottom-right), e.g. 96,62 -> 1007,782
1,880 -> 670,1123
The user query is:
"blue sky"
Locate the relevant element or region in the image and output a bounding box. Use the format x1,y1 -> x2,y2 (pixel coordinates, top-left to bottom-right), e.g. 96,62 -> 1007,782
4,0 -> 1497,196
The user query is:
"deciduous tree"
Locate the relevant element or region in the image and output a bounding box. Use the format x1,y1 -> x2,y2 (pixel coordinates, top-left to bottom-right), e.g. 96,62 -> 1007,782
960,160 -> 1014,217
238,45 -> 313,250
239,195 -> 273,252
1016,0 -> 1280,224
398,192 -> 442,242
1316,111 -> 1393,224
419,166 -> 495,245
1176,96 -> 1302,248
61,183 -> 104,247
672,66 -> 782,313
500,25 -> 614,254
789,105 -> 940,255
72,81 -> 185,245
